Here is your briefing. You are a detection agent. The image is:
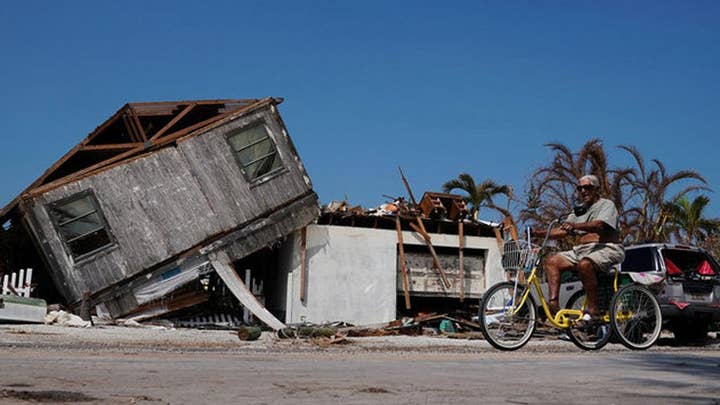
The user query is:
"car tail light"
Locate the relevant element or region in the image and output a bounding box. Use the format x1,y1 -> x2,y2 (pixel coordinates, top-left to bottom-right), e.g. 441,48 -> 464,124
664,257 -> 683,276
697,260 -> 716,276
668,300 -> 690,310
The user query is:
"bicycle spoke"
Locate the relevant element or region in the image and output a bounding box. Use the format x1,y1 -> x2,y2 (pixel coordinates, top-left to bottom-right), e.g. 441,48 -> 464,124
480,282 -> 537,350
611,285 -> 662,349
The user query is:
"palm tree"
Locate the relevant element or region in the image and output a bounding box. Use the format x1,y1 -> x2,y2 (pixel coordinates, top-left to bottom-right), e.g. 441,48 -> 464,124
442,173 -> 512,220
663,195 -> 720,245
619,145 -> 708,243
522,139 -> 630,228
523,140 -> 709,244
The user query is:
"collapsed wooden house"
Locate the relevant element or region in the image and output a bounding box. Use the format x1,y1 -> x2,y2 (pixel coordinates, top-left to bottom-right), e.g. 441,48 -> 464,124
0,98 -> 318,327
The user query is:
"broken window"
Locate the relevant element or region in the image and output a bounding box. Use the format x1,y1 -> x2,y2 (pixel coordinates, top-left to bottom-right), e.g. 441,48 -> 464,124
227,122 -> 282,181
48,190 -> 114,259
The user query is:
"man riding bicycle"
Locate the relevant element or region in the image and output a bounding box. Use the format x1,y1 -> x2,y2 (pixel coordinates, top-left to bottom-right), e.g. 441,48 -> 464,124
533,174 -> 624,325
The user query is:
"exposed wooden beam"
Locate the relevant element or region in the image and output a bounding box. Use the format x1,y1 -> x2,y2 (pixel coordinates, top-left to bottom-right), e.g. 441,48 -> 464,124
409,218 -> 451,288
129,107 -> 147,142
123,290 -> 210,321
81,143 -> 144,151
149,103 -> 196,142
130,99 -> 258,107
29,145 -> 146,196
155,109 -> 236,146
396,216 -> 411,310
26,143 -> 85,192
24,106 -> 131,192
122,113 -> 141,143
83,105 -> 130,146
168,98 -> 276,145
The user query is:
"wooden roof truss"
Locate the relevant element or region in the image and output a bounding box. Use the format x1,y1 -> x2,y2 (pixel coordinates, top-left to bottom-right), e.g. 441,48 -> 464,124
35,99 -> 265,188
0,98 -> 278,220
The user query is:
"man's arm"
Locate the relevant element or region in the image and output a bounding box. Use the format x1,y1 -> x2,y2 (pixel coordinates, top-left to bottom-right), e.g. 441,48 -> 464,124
530,227 -> 570,240
562,220 -> 614,236
531,220 -> 611,239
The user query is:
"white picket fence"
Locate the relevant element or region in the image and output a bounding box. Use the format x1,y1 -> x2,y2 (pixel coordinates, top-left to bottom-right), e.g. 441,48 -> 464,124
2,268 -> 33,297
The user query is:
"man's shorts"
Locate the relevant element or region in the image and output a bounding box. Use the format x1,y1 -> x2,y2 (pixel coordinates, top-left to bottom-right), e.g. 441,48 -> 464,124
557,243 -> 625,273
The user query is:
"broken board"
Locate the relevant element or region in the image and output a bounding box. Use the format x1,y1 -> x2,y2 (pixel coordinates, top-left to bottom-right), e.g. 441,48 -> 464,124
211,251 -> 286,331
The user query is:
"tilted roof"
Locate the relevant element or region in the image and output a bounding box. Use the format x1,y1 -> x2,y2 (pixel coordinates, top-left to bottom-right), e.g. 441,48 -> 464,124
1,97 -> 282,220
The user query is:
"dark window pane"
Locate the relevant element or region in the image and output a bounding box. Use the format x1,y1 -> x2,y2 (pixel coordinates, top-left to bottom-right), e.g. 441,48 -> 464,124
227,123 -> 283,181
52,198 -> 96,224
59,212 -> 103,240
622,248 -> 656,272
228,125 -> 268,151
236,138 -> 274,164
49,192 -> 114,259
244,152 -> 281,179
68,228 -> 112,257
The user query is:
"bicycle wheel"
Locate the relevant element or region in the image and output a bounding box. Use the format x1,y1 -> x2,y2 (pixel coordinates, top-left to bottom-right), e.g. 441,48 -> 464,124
566,289 -> 586,311
610,284 -> 662,350
479,281 -> 537,351
565,290 -> 612,350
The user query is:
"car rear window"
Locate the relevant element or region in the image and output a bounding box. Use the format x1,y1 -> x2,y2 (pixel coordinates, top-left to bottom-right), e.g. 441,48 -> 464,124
621,247 -> 659,272
661,249 -> 719,276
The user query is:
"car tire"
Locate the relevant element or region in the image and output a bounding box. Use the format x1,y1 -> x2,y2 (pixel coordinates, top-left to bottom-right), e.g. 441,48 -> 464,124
670,320 -> 710,344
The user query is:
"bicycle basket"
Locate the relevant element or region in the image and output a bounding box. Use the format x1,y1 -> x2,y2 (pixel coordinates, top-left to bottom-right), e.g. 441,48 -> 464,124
501,239 -> 538,272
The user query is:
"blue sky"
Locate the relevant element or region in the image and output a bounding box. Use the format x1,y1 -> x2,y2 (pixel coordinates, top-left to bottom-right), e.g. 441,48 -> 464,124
1,1 -> 718,222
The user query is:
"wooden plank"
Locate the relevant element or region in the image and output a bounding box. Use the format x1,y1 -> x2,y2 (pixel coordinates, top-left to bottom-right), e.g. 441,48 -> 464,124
25,142 -> 88,192
149,103 -> 196,142
29,145 -> 146,196
168,98 -> 276,146
129,107 -> 148,142
211,250 -> 286,330
398,166 -> 418,206
82,105 -> 131,145
122,114 -> 141,143
459,220 -> 465,302
130,99 -> 258,107
395,216 -> 411,309
81,143 -> 144,151
123,290 -> 210,321
155,109 -> 236,146
300,226 -> 307,303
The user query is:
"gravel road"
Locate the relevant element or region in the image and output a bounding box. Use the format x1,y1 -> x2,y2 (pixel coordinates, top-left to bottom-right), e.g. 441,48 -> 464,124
2,324 -> 719,404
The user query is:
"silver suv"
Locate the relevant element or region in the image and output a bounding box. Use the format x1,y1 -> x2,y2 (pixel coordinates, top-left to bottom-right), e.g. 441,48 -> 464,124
623,243 -> 720,342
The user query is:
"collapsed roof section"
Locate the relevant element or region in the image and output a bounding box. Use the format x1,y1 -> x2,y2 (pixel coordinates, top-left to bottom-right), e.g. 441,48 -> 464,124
1,98 -> 281,221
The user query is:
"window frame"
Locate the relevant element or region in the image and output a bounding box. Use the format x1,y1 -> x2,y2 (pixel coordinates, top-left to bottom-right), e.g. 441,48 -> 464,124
620,247 -> 661,273
48,190 -> 116,260
225,121 -> 284,183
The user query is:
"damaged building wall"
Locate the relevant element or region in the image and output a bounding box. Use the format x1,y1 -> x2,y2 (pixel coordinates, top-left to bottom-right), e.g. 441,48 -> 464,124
277,224 -> 505,326
19,105 -> 317,316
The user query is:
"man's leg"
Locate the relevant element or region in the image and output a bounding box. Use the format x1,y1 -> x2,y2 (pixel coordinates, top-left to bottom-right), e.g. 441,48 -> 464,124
543,254 -> 574,314
576,258 -> 599,316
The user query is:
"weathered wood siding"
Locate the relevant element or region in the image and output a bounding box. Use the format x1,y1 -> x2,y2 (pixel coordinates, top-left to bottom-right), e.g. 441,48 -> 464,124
24,105 -> 316,304
177,105 -> 312,228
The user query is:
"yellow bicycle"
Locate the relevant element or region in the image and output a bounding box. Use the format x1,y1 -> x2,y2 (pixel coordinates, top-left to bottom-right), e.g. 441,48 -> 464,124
479,220 -> 663,351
